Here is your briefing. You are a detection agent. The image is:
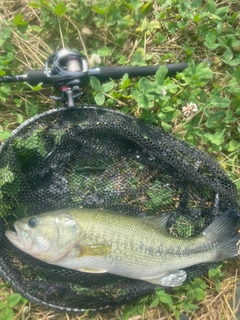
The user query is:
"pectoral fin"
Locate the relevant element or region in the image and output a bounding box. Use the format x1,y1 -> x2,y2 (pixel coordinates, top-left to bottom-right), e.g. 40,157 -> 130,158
78,267 -> 108,273
78,244 -> 111,257
144,270 -> 187,287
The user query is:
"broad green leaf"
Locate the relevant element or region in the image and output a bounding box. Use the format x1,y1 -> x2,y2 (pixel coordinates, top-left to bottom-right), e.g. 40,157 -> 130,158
108,3 -> 121,21
151,297 -> 159,307
54,2 -> 67,16
131,48 -> 146,66
215,279 -> 221,292
156,65 -> 168,85
229,59 -> 240,67
138,77 -> 153,93
32,85 -> 43,91
29,1 -> 41,8
209,131 -> 225,146
232,40 -> 240,49
161,121 -> 172,132
101,81 -> 115,92
216,22 -> 223,34
140,2 -> 152,14
207,0 -> 216,14
16,114 -> 24,124
0,307 -> 14,320
3,43 -> 15,53
223,48 -> 233,63
158,109 -> 175,122
0,86 -> 11,95
226,139 -> 239,152
192,0 -> 203,8
156,31 -> 166,43
13,13 -> 28,26
148,20 -> 160,30
118,15 -> 134,29
193,13 -> 201,23
97,46 -> 111,57
7,293 -> 22,308
137,93 -> 153,109
210,96 -> 230,108
92,4 -> 110,15
183,43 -> 195,56
194,287 -> 205,300
150,297 -> 159,307
216,6 -> 229,18
188,59 -> 196,75
0,302 -> 5,310
30,25 -> 43,33
234,67 -> 240,81
162,106 -> 175,112
195,64 -> 213,83
204,131 -> 224,146
95,92 -> 105,105
120,74 -> 131,89
0,131 -> 11,140
164,83 -> 178,91
7,52 -> 14,62
1,28 -> 12,40
205,32 -> 216,44
191,278 -> 207,290
0,85 -> 11,102
131,88 -> 140,100
204,33 -> 219,50
226,109 -> 234,120
184,303 -> 199,311
156,291 -> 172,305
90,76 -> 102,91
127,0 -> 144,10
159,0 -> 173,10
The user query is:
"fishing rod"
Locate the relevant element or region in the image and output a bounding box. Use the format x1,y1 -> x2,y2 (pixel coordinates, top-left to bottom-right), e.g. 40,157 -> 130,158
0,48 -> 205,107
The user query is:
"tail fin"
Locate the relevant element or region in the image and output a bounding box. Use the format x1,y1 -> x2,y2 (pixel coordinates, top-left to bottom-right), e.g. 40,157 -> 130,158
203,209 -> 240,262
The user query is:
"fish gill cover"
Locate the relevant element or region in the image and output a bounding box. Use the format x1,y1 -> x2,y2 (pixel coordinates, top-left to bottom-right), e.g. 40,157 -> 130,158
0,106 -> 239,312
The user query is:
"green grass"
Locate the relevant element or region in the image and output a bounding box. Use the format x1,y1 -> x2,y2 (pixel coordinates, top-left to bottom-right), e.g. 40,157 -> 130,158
0,0 -> 239,319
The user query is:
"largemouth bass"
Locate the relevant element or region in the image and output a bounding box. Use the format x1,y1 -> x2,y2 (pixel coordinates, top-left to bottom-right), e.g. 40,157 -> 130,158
5,208 -> 240,287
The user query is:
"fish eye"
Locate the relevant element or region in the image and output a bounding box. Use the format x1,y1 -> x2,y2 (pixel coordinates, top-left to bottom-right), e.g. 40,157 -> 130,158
28,217 -> 38,228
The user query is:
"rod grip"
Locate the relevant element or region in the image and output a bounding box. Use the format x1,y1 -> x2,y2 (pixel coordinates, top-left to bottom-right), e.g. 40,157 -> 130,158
26,71 -> 49,86
96,63 -> 189,81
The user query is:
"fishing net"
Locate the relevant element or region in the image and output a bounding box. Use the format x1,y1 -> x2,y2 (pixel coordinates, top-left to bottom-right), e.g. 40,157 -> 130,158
0,106 -> 239,312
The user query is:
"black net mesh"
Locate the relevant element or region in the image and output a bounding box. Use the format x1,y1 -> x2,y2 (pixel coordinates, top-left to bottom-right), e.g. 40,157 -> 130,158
0,106 -> 239,312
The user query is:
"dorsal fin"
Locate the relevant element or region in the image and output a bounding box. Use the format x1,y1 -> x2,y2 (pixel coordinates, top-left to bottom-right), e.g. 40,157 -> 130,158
142,212 -> 171,233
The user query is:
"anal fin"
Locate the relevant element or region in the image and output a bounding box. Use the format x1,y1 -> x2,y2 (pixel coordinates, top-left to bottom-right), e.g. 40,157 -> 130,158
144,270 -> 187,287
78,267 -> 108,273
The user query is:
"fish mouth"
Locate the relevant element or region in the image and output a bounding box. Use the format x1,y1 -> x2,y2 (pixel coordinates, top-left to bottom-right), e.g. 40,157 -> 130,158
5,229 -> 21,246
5,224 -> 26,251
